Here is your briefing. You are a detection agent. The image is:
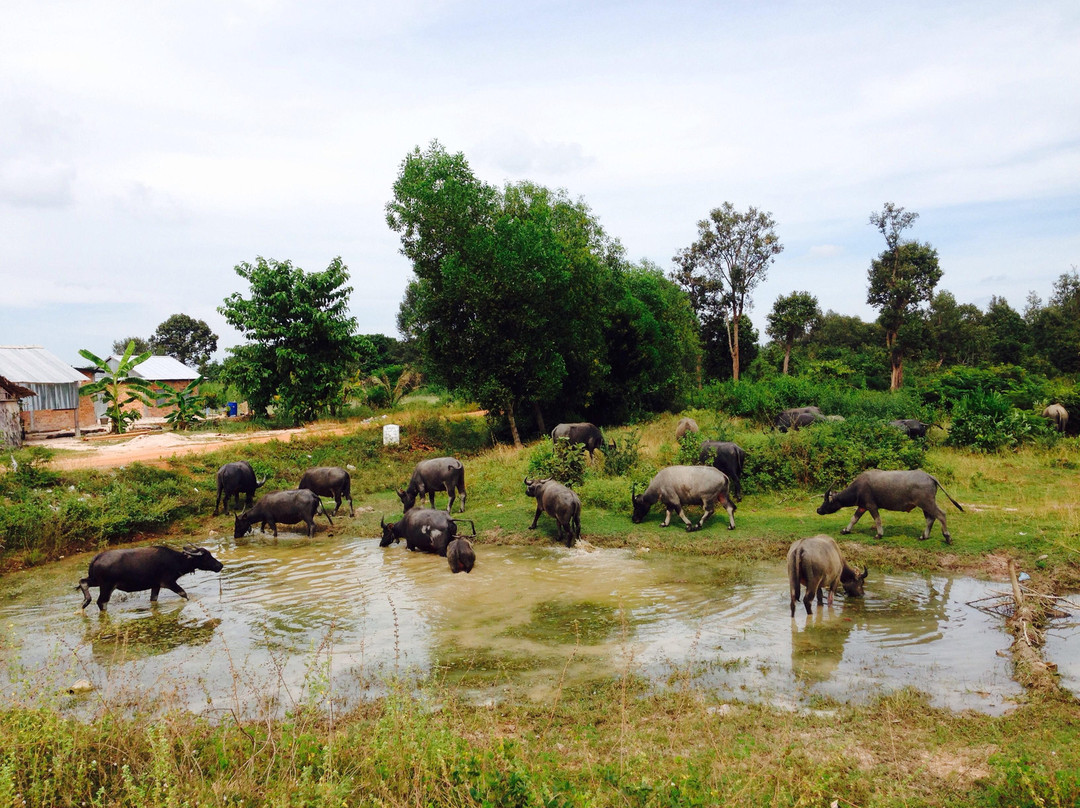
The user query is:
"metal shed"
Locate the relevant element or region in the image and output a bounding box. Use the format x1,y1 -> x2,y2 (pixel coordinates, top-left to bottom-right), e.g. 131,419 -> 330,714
0,346 -> 90,436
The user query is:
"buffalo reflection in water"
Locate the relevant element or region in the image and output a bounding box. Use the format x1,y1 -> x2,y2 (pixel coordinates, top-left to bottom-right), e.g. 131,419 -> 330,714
84,604 -> 221,664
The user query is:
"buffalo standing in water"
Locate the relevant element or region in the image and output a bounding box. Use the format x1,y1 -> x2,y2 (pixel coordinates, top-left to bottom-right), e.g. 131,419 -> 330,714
787,534 -> 867,616
78,545 -> 224,611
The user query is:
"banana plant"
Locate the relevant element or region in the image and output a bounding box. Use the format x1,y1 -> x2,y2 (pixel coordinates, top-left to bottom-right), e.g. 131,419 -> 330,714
157,377 -> 205,430
78,341 -> 156,433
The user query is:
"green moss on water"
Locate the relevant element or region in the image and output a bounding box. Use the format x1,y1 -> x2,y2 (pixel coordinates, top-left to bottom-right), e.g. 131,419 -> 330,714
501,600 -> 625,645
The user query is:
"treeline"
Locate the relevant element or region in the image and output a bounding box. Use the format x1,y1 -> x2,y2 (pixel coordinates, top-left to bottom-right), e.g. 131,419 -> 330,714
202,141 -> 1077,435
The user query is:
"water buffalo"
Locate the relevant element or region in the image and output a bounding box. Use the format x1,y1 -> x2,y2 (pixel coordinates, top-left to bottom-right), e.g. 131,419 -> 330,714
233,489 -> 332,538
631,465 -> 736,531
817,469 -> 963,544
787,534 -> 867,616
78,544 -> 224,611
697,441 -> 746,501
675,417 -> 700,441
398,457 -> 466,513
890,419 -> 937,439
446,537 -> 476,573
214,461 -> 267,515
551,422 -> 614,461
524,477 -> 582,547
1042,403 -> 1069,433
298,466 -> 354,516
380,508 -> 458,554
774,406 -> 824,432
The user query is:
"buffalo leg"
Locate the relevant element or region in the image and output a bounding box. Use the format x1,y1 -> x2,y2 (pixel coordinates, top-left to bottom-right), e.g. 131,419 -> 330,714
675,506 -> 695,530
305,516 -> 315,537
869,508 -> 884,539
458,489 -> 466,513
529,504 -> 543,529
332,494 -> 342,515
97,584 -> 116,611
660,507 -> 674,527
150,584 -> 161,602
841,507 -> 866,535
923,505 -> 951,544
79,579 -> 93,609
162,581 -> 188,600
721,495 -> 736,530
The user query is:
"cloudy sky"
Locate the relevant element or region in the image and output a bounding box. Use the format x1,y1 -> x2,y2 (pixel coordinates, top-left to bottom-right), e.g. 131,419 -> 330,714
2,0 -> 1078,366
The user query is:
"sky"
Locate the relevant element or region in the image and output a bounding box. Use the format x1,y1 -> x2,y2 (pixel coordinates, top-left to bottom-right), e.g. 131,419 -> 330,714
2,0 -> 1078,367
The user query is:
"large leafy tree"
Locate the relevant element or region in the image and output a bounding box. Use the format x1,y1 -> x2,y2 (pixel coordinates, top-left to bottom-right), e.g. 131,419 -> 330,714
672,203 -> 783,381
387,143 -> 615,446
1029,269 -> 1080,373
983,296 -> 1028,365
112,336 -> 150,355
765,291 -> 821,374
925,291 -> 986,367
218,257 -> 368,424
867,202 -> 941,390
150,314 -> 219,369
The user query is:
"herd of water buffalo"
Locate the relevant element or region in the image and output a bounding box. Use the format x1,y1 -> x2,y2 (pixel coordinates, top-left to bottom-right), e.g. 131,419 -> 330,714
78,405 -> 1045,616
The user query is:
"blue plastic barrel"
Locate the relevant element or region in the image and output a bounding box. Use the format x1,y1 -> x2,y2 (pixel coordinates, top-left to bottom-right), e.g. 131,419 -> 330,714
227,402 -> 238,417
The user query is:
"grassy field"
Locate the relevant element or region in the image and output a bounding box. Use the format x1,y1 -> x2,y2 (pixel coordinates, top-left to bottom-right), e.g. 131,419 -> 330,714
1,407 -> 1079,806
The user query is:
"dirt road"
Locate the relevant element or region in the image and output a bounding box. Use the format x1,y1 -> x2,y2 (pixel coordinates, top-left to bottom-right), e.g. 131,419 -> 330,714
33,421 -> 364,471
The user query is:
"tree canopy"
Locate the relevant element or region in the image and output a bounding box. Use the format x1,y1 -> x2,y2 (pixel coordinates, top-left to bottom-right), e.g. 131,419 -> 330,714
218,257 -> 369,424
766,291 -> 820,374
387,141 -> 697,444
672,203 -> 783,381
867,203 -> 941,390
150,314 -> 219,369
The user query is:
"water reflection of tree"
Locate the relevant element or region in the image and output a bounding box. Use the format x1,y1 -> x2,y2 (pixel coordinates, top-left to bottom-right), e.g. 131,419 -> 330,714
85,605 -> 221,664
790,606 -> 857,683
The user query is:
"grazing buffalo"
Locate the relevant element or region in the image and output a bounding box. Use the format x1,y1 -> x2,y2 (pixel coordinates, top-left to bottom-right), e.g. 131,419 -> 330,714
675,417 -> 700,441
774,407 -> 824,432
78,544 -> 224,611
787,534 -> 868,616
214,461 -> 267,515
380,508 -> 458,554
890,419 -> 937,439
817,469 -> 963,544
551,422 -> 614,461
446,537 -> 476,573
1042,403 -> 1069,433
524,477 -> 582,547
298,466 -> 354,516
398,457 -> 466,513
697,441 -> 746,501
233,489 -> 332,538
631,465 -> 736,531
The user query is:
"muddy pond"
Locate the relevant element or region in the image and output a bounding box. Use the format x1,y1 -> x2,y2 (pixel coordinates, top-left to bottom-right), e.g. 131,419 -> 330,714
0,532 -> 1040,719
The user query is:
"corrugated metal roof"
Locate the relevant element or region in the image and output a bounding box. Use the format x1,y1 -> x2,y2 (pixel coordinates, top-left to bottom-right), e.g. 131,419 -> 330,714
107,354 -> 200,381
0,346 -> 87,384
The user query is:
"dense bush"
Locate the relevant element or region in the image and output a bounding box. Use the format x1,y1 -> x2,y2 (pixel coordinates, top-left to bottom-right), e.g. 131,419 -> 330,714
945,391 -> 1059,452
743,418 -> 926,493
527,439 -> 587,487
403,414 -> 492,456
917,365 -> 1056,411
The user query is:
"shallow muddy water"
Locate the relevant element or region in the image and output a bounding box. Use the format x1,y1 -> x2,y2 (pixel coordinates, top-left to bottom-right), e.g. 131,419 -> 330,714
1043,597 -> 1080,697
0,534 -> 1024,718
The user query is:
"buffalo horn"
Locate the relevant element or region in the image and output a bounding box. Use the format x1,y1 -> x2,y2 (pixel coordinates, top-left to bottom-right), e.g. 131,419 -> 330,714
631,482 -> 637,504
380,515 -> 386,529
860,566 -> 869,581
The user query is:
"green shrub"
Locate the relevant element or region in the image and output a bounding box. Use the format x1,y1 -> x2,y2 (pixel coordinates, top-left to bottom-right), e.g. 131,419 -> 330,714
601,429 -> 641,477
527,439 -> 586,487
404,414 -> 491,456
945,391 -> 1058,452
743,418 -> 925,492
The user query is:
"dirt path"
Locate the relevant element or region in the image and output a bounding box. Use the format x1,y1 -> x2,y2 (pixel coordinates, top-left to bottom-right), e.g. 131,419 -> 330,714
34,422 -> 362,471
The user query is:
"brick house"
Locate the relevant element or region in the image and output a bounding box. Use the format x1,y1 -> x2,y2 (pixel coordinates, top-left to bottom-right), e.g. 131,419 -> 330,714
0,346 -> 98,438
106,354 -> 201,420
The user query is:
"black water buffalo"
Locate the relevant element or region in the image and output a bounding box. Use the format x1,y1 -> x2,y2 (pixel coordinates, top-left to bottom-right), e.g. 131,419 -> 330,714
446,537 -> 476,573
213,461 -> 267,515
817,469 -> 963,544
551,422 -> 614,461
78,544 -> 224,611
298,466 -> 354,516
233,489 -> 332,538
1042,403 -> 1069,433
774,407 -> 824,432
398,457 -> 466,513
524,477 -> 582,547
380,508 -> 458,554
631,465 -> 736,531
697,441 -> 746,501
675,417 -> 700,441
890,419 -> 937,439
787,534 -> 867,616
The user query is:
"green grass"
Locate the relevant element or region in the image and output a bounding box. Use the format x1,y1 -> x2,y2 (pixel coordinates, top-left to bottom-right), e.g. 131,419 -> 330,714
3,406 -> 1080,806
